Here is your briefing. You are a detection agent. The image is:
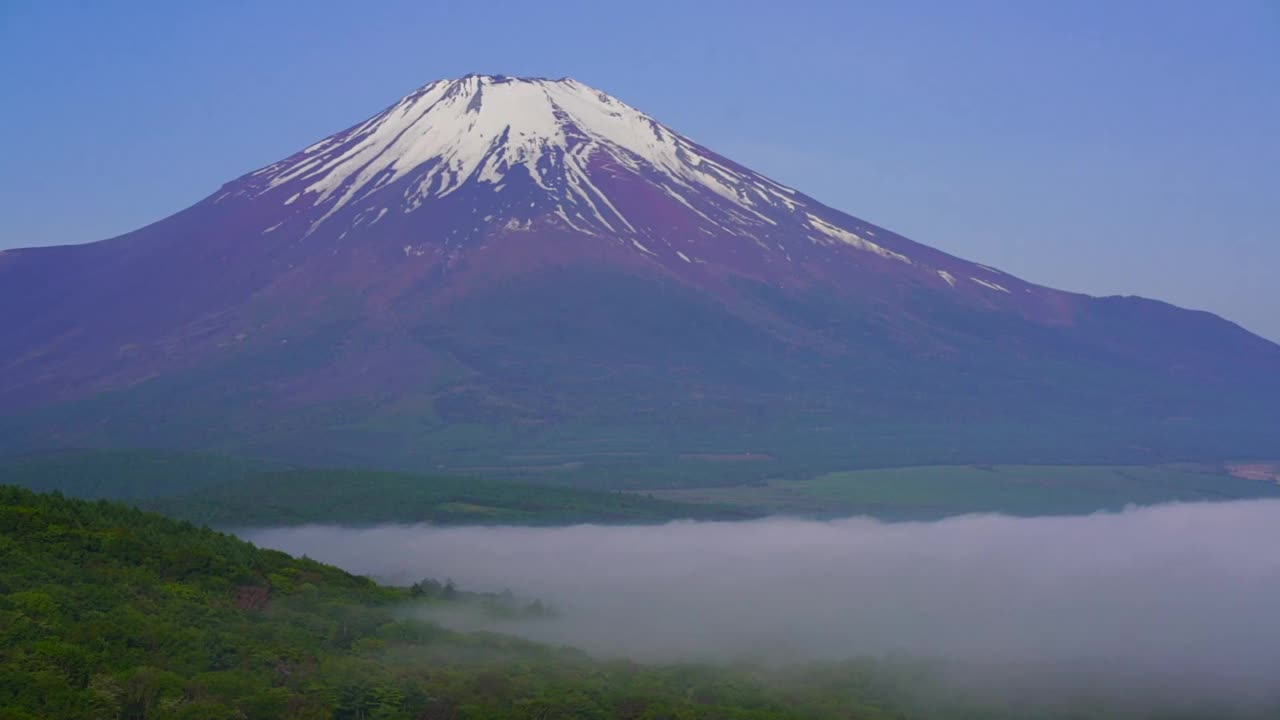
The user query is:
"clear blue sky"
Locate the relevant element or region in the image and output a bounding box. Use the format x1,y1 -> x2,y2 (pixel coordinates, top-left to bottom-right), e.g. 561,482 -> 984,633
2,1 -> 1277,340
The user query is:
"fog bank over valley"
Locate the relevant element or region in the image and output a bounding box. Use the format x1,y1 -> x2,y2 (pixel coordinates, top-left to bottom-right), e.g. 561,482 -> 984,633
246,500 -> 1280,704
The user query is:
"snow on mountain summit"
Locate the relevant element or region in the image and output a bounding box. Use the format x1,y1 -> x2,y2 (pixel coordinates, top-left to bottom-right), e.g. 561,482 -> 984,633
223,74 -> 1032,295
12,71 -> 1278,466
245,74 -> 808,235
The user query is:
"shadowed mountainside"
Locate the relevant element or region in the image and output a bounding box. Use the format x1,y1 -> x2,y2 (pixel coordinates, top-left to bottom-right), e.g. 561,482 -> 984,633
1,75 -> 1276,476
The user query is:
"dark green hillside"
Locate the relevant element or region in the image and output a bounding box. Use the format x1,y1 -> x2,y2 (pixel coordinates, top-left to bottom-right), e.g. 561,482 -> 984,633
0,449 -> 282,499
141,468 -> 751,526
0,486 -> 858,719
0,450 -> 747,526
3,486 -> 1277,719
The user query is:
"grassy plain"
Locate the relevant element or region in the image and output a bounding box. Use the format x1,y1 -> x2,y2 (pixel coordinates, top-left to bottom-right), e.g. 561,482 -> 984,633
648,462 -> 1280,519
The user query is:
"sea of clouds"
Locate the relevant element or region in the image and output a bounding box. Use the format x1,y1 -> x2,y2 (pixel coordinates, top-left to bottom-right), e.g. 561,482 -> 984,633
245,499 -> 1280,706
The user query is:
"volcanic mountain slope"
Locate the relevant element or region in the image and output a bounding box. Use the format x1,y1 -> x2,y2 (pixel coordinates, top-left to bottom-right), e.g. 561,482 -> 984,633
1,74 -> 1277,472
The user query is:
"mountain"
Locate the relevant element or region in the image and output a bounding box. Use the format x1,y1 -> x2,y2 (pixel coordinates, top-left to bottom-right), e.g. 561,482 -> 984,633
2,74 -> 1277,476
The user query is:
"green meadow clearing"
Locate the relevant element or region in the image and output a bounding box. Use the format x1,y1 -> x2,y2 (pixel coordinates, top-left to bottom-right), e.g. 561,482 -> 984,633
647,462 -> 1280,519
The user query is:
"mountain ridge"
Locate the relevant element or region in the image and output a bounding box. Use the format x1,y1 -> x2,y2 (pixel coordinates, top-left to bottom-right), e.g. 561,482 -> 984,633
1,74 -> 1276,475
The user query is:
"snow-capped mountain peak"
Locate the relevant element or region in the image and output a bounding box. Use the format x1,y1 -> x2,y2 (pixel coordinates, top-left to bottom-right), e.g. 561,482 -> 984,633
6,72 -> 1278,471
242,75 -> 822,240
220,75 -> 1044,296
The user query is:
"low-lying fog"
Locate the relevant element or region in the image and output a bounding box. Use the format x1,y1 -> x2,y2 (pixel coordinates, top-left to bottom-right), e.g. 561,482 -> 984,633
245,499 -> 1280,704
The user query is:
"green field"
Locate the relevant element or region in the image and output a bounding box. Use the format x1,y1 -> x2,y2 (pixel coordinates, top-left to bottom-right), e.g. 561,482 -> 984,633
140,468 -> 752,526
5,449 -> 1278,525
650,463 -> 1280,519
0,449 -> 749,527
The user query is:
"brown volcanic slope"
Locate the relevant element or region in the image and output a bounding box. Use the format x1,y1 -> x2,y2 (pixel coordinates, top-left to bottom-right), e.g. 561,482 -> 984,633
1,75 -> 1276,476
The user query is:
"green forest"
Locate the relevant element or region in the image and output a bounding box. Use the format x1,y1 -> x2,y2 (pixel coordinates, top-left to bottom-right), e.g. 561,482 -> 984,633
1,485 -> 900,720
5,485 -> 1278,719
